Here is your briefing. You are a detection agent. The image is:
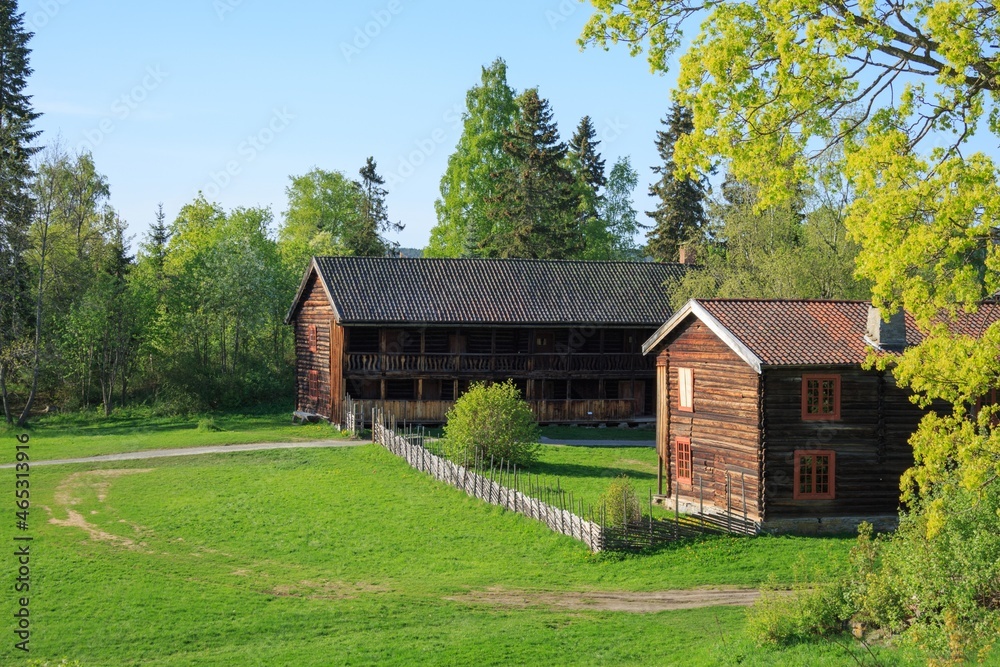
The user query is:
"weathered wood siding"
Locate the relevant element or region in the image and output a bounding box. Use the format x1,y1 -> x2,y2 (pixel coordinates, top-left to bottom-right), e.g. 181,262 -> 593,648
664,318 -> 762,519
761,368 -> 922,519
292,273 -> 335,419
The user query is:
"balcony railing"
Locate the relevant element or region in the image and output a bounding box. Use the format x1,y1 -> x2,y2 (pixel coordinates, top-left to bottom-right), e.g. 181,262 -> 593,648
345,353 -> 652,375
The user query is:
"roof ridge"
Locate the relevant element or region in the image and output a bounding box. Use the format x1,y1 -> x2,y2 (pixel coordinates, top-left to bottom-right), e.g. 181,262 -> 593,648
316,256 -> 685,267
696,298 -> 871,304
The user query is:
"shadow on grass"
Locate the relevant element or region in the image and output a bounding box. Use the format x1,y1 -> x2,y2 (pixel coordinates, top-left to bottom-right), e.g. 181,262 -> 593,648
526,460 -> 657,483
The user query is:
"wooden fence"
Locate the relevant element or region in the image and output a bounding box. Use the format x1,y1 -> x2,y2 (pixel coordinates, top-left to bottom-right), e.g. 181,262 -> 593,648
371,407 -> 758,552
372,408 -> 604,551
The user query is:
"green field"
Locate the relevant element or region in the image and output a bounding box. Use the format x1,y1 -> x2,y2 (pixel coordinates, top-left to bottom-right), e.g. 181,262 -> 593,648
0,434 -> 943,666
3,405 -> 344,462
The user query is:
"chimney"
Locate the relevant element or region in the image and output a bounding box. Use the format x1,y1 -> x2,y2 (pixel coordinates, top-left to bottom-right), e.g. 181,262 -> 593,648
679,245 -> 697,265
866,305 -> 907,351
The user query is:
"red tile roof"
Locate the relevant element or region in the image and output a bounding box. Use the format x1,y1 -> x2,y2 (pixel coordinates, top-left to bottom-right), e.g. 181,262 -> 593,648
680,299 -> 1000,367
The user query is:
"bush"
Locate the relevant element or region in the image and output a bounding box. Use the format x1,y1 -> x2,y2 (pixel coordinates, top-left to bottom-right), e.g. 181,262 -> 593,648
197,417 -> 222,432
746,581 -> 851,646
601,475 -> 642,527
442,380 -> 539,467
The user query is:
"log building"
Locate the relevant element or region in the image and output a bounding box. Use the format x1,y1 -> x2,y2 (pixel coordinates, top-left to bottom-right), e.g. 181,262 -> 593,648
643,299 -> 1000,534
286,256 -> 688,426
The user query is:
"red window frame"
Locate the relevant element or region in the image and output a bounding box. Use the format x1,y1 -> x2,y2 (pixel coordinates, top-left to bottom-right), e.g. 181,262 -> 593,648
675,437 -> 692,484
307,324 -> 318,353
793,450 -> 836,500
307,370 -> 320,401
677,367 -> 694,413
801,374 -> 841,421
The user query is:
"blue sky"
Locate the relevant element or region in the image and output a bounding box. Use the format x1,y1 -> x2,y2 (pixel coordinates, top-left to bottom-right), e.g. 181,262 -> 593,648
22,0 -> 680,250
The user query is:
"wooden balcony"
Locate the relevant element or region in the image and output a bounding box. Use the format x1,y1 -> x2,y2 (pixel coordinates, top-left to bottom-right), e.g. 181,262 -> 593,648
344,353 -> 653,376
349,398 -> 644,425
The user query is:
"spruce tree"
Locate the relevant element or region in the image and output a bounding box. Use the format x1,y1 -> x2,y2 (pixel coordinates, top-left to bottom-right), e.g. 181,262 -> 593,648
0,1 -> 41,423
568,116 -> 607,256
485,89 -> 580,259
349,157 -> 403,257
142,203 -> 171,271
646,103 -> 707,262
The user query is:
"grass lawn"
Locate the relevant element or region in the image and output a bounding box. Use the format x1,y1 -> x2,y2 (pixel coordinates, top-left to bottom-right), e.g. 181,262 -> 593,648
539,425 -> 655,442
0,441 -> 946,666
528,443 -> 665,518
1,403 -> 345,461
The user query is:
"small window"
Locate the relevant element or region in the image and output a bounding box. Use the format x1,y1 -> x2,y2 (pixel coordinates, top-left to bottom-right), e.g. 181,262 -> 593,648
675,437 -> 692,484
677,367 -> 694,412
975,389 -> 1000,427
307,324 -> 318,353
794,450 -> 835,500
801,374 -> 840,421
307,370 -> 320,401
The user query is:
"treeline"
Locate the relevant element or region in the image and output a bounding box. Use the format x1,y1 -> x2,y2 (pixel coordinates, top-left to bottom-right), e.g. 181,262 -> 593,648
0,144 -> 401,423
428,58 -> 645,260
425,59 -> 869,306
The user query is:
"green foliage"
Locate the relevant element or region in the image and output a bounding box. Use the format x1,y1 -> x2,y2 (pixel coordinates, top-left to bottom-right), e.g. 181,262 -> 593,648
353,157 -> 403,257
278,168 -> 364,268
26,660 -> 84,667
196,416 -> 222,432
601,475 -> 641,527
482,88 -> 582,259
0,0 -> 41,425
442,380 -> 539,466
428,58 -> 519,258
669,174 -> 868,305
746,582 -> 851,647
842,492 -> 1000,663
646,103 -> 707,262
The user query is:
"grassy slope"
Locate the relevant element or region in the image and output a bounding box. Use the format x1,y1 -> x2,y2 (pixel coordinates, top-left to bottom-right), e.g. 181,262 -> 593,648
0,444 -> 932,666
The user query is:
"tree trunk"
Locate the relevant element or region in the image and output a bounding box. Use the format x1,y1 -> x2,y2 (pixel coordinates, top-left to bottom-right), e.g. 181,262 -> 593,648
17,223 -> 48,428
1,362 -> 12,425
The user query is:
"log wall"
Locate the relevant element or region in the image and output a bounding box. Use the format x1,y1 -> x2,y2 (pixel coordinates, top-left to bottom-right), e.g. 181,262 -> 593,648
761,368 -> 923,519
663,318 -> 762,520
292,273 -> 336,420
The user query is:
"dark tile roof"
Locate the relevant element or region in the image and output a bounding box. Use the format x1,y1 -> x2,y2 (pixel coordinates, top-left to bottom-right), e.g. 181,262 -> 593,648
694,299 -> 1000,366
297,257 -> 686,326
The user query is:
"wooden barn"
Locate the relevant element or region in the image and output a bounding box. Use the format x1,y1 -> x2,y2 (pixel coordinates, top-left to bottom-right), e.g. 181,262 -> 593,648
285,256 -> 688,426
642,298 -> 1000,534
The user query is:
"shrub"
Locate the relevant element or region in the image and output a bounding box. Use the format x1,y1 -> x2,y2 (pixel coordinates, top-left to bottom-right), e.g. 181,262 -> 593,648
442,380 -> 539,467
746,581 -> 851,646
601,475 -> 641,527
197,417 -> 222,432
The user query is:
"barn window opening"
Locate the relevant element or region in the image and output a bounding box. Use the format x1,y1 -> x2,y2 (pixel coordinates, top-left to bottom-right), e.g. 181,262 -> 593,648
386,380 -> 417,400
802,374 -> 841,420
675,437 -> 692,484
307,325 -> 318,353
794,450 -> 835,500
307,370 -> 320,401
677,367 -> 694,412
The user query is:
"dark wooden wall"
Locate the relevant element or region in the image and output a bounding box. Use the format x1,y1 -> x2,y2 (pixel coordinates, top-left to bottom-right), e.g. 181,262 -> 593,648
761,368 -> 922,519
292,273 -> 336,420
662,318 -> 762,519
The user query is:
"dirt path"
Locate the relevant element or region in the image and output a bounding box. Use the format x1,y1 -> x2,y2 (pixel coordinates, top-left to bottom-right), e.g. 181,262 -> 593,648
446,587 -> 764,612
0,440 -> 367,469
